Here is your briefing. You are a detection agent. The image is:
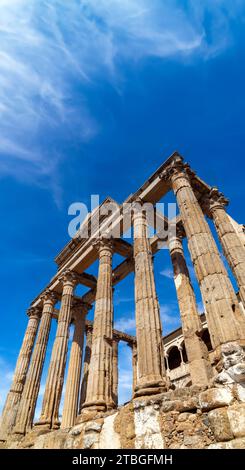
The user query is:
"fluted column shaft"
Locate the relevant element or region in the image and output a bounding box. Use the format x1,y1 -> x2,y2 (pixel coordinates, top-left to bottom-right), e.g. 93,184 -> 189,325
131,343 -> 138,395
14,294 -> 56,435
133,207 -> 166,397
162,157 -> 245,358
37,272 -> 76,429
79,326 -> 93,412
83,241 -> 114,411
169,232 -> 213,386
112,339 -> 119,407
0,308 -> 40,440
206,189 -> 245,309
61,305 -> 87,429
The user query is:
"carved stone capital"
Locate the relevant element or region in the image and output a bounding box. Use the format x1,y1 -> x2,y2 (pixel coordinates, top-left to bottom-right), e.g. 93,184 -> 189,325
92,237 -> 114,254
40,289 -> 58,306
201,187 -> 229,218
168,221 -> 185,244
71,300 -> 92,321
58,269 -> 78,288
132,197 -> 144,210
27,306 -> 41,319
159,154 -> 185,184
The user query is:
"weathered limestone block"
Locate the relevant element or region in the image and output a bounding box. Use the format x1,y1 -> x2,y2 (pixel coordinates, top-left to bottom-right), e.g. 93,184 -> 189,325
161,401 -> 183,413
213,342 -> 245,405
114,403 -> 135,448
64,424 -> 85,449
133,399 -> 164,449
199,388 -> 234,411
227,404 -> 245,438
236,384 -> 245,402
98,414 -> 121,449
208,408 -> 233,441
209,437 -> 245,449
82,418 -> 104,449
182,435 -> 207,449
32,430 -> 67,449
227,437 -> 245,448
161,397 -> 198,413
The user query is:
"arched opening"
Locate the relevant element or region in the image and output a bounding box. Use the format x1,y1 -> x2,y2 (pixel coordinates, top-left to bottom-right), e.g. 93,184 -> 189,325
201,328 -> 213,352
168,346 -> 181,370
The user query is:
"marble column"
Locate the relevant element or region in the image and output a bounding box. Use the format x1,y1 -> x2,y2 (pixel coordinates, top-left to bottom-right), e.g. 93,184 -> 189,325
36,270 -> 77,429
14,292 -> 57,435
133,202 -> 166,397
0,307 -> 40,440
161,155 -> 245,359
79,324 -> 93,412
112,337 -> 119,408
203,187 -> 245,309
168,229 -> 213,386
61,302 -> 90,429
82,239 -> 114,411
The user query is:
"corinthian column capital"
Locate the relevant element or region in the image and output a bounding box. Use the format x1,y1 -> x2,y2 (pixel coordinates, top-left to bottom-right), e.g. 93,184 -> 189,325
58,269 -> 78,288
201,187 -> 229,218
40,289 -> 58,307
159,153 -> 186,184
71,301 -> 92,321
27,306 -> 41,320
92,237 -> 114,255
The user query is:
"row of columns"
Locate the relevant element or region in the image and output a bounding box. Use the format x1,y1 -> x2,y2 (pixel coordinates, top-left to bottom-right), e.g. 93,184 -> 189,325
1,154 -> 245,440
161,157 -> 245,358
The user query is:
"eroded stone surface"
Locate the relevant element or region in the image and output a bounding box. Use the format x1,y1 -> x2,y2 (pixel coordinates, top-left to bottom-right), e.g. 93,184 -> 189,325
199,388 -> 234,411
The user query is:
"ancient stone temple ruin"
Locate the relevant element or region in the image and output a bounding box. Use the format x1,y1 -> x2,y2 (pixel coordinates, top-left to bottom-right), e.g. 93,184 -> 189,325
1,151 -> 245,449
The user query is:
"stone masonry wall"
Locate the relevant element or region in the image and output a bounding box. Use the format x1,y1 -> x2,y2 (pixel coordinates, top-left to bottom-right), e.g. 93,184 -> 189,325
3,383 -> 245,450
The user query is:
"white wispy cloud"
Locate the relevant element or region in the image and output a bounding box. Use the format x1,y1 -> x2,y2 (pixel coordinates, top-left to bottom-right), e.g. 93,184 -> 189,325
160,268 -> 173,279
114,315 -> 136,333
0,0 -> 243,202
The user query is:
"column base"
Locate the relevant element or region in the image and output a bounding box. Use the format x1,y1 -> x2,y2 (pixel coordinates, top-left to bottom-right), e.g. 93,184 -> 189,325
82,399 -> 107,412
133,379 -> 166,398
34,418 -> 60,431
12,428 -> 25,437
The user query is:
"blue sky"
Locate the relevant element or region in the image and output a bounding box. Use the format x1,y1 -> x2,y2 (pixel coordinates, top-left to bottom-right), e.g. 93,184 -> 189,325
0,0 -> 245,413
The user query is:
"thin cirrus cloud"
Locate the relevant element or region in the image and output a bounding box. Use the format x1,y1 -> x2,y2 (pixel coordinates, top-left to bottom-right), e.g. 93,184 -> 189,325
0,0 -> 243,201
114,316 -> 136,333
